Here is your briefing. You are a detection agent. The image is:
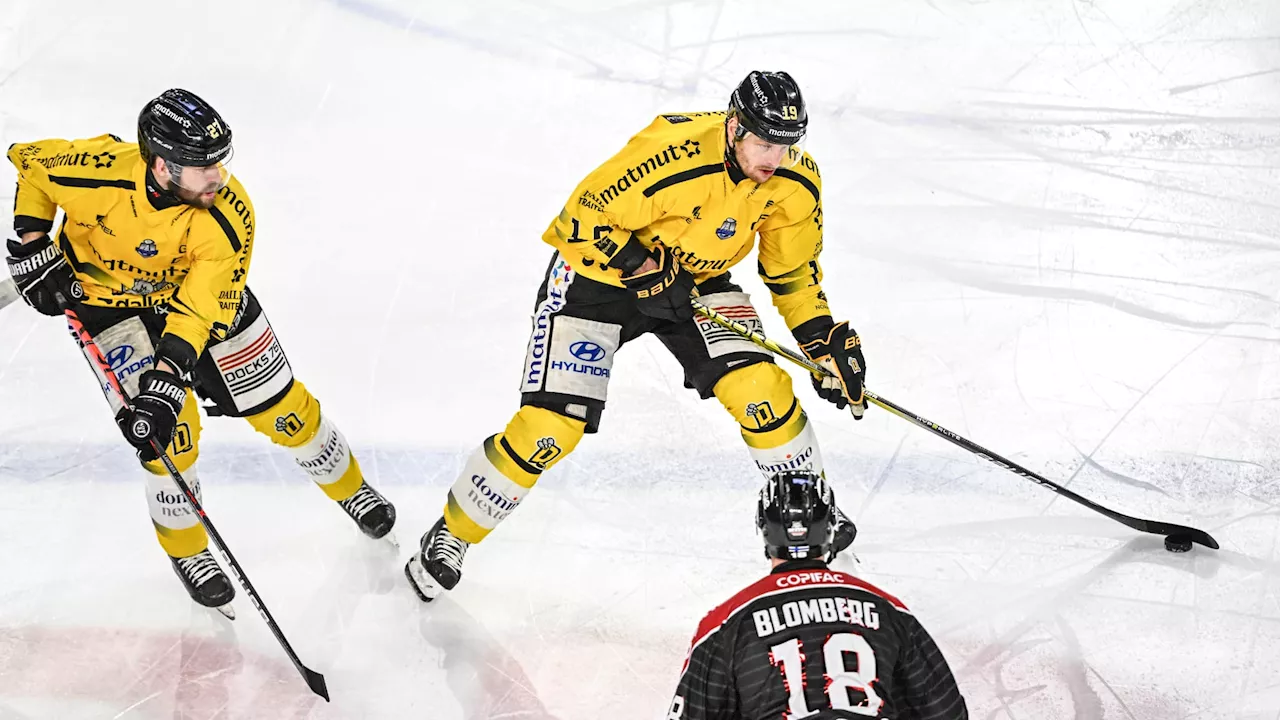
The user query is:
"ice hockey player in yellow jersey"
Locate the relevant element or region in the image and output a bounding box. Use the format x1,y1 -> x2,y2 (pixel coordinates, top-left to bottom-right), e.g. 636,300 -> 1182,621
406,71 -> 868,602
5,89 -> 396,617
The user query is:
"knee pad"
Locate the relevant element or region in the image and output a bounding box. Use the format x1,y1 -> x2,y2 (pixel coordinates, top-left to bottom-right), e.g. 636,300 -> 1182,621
244,380 -> 321,448
246,382 -> 363,501
714,363 -> 825,478
444,406 -> 586,544
492,405 -> 585,486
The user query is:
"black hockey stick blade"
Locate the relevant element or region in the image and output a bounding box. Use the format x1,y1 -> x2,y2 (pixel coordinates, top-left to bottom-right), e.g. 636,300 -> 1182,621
304,666 -> 330,701
1136,520 -> 1219,550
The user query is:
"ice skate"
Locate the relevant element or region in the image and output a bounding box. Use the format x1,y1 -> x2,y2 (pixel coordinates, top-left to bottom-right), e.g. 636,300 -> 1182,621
171,549 -> 235,619
404,517 -> 469,603
339,480 -> 397,543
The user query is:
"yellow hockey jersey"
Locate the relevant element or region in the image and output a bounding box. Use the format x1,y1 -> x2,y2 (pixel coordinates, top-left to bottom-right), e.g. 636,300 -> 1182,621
8,134 -> 254,355
542,111 -> 829,332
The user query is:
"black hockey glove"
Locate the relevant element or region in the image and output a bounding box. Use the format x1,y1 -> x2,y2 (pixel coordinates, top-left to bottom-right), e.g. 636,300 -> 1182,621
797,319 -> 867,418
620,244 -> 696,323
5,235 -> 83,316
117,368 -> 187,461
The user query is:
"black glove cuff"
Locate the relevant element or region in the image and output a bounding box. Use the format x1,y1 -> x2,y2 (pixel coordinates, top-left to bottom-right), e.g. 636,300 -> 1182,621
610,233 -> 652,276
155,334 -> 198,379
6,238 -> 29,257
139,369 -> 188,407
6,234 -> 53,259
791,315 -> 837,346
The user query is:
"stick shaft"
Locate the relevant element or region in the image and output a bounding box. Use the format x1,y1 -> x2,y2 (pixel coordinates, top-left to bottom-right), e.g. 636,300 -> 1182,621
690,300 -> 1219,549
65,308 -> 331,700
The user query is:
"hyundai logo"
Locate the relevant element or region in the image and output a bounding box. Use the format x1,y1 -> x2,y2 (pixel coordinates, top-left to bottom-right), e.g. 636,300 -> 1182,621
106,345 -> 135,372
569,341 -> 606,362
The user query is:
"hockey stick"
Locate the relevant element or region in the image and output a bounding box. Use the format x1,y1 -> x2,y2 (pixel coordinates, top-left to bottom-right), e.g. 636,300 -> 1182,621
65,308 -> 332,701
0,278 -> 18,311
691,300 -> 1220,550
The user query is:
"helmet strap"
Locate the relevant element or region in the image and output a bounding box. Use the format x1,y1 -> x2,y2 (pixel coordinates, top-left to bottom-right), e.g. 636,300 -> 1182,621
723,117 -> 749,184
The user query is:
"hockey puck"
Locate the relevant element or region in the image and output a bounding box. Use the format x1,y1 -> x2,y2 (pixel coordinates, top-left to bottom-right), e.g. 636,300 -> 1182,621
1164,534 -> 1193,553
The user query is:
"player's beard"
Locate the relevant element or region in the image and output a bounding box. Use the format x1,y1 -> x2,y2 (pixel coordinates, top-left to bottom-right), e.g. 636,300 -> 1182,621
729,141 -> 778,183
175,183 -> 220,210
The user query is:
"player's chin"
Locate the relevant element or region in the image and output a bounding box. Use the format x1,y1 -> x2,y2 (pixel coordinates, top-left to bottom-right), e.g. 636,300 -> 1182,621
184,191 -> 218,209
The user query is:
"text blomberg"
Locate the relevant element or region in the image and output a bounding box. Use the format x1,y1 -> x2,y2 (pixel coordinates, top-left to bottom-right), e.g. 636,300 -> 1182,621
753,596 -> 881,638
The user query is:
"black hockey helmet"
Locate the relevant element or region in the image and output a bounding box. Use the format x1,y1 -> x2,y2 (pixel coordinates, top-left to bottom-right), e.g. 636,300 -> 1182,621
137,89 -> 233,170
728,71 -> 808,146
757,470 -> 835,561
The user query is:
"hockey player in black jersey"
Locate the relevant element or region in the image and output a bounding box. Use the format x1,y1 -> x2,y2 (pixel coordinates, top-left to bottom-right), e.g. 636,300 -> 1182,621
669,470 -> 967,720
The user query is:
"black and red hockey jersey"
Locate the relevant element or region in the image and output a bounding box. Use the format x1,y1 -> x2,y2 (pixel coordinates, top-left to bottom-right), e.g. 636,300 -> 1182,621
668,559 -> 967,720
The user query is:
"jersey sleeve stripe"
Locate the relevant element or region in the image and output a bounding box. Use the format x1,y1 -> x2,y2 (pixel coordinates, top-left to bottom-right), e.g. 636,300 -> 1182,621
208,206 -> 243,252
47,176 -> 136,190
642,163 -> 724,198
772,168 -> 819,204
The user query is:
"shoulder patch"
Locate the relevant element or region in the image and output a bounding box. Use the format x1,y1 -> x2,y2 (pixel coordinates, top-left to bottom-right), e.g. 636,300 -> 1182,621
663,114 -> 692,124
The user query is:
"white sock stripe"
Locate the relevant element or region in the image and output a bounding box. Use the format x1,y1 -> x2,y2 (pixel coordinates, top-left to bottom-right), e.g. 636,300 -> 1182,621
447,447 -> 528,531
290,414 -> 352,483
748,421 -> 825,479
146,466 -> 202,529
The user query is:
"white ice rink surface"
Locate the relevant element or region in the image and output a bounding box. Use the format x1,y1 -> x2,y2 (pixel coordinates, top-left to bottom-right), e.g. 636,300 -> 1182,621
3,0 -> 1280,717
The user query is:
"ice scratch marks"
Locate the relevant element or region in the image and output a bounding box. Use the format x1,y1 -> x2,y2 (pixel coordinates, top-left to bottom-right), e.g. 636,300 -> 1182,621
325,0 -> 723,94
951,256 -> 1276,305
1054,616 -> 1110,720
1036,330 -> 1217,516
666,26 -> 919,51
1169,67 -> 1280,96
863,244 -> 1236,332
327,0 -> 522,60
686,0 -> 726,95
417,599 -> 559,720
857,435 -> 906,522
957,540 -> 1169,718
1067,448 -> 1172,498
